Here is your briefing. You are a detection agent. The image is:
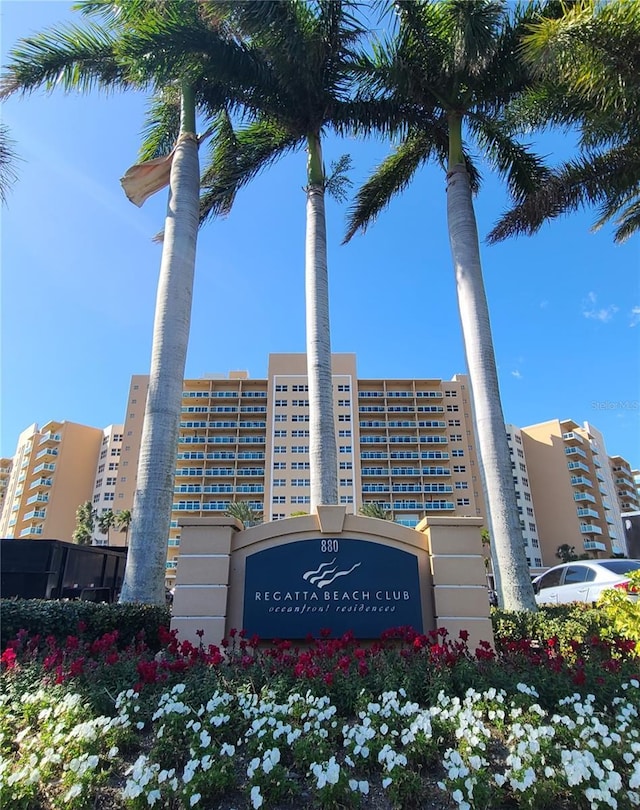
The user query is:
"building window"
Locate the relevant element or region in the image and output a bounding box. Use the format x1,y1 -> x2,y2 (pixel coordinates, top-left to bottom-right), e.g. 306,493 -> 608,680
291,461 -> 310,470
340,461 -> 353,470
274,430 -> 287,438
340,479 -> 353,487
273,479 -> 286,487
291,446 -> 309,454
337,384 -> 350,392
104,492 -> 114,501
340,495 -> 354,504
456,498 -> 470,506
453,465 -> 466,473
292,414 -> 309,422
338,414 -> 351,422
454,481 -> 468,489
338,430 -> 352,438
273,446 -> 286,454
339,446 -> 352,454
446,405 -> 459,412
274,414 -> 287,422
338,399 -> 351,407
291,478 -> 310,487
273,462 -> 286,470
98,464 -> 105,474
450,434 -> 463,442
292,430 -> 310,438
275,385 -> 288,392
445,390 -> 457,397
275,400 -> 287,407
292,384 -> 308,392
451,449 -> 465,457
448,420 -> 461,427
272,496 -> 286,504
106,477 -> 117,485
292,399 -> 309,407
291,495 -> 310,504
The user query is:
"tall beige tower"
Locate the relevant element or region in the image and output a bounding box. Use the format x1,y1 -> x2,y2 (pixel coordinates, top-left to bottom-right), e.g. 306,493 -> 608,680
0,421 -> 103,542
521,418 -> 625,563
116,354 -> 484,584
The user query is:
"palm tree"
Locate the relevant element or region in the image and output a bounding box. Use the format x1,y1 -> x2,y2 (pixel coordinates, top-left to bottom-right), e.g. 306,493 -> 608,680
115,509 -> 132,546
345,0 -> 549,611
489,0 -> 640,244
73,501 -> 96,546
188,0 -> 383,512
1,1 -> 251,604
360,502 -> 391,520
226,501 -> 263,528
96,508 -> 117,545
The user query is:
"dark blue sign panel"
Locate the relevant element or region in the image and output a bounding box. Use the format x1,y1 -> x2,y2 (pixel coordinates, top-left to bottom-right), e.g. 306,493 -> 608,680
243,538 -> 423,639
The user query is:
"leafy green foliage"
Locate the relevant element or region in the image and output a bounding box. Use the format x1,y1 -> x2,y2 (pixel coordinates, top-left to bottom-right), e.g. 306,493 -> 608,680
0,600 -> 170,650
72,500 -> 96,546
598,570 -> 640,654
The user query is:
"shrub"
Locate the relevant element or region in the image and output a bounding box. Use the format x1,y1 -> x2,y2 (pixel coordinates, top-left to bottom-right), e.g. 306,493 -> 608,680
0,599 -> 170,651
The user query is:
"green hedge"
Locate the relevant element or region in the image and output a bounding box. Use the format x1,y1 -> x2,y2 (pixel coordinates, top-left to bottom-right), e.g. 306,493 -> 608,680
0,599 -> 171,651
491,603 -> 610,648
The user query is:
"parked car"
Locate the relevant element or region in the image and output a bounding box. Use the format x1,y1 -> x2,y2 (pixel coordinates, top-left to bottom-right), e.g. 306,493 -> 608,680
531,558 -> 640,605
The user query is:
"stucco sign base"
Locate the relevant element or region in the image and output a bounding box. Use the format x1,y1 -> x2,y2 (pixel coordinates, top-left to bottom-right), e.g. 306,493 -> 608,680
171,508 -> 494,651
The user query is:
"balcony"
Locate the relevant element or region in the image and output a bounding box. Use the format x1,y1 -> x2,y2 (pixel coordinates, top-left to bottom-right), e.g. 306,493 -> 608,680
567,461 -> 590,473
580,523 -> 603,535
24,509 -> 46,520
577,508 -> 599,519
424,501 -> 455,511
29,477 -> 53,489
38,432 -> 61,445
565,446 -> 587,459
574,492 -> 596,504
618,488 -> 637,501
570,475 -> 593,488
19,525 -> 43,537
583,540 -> 606,552
33,463 -> 56,474
562,431 -> 584,444
35,447 -> 58,460
26,493 -> 49,505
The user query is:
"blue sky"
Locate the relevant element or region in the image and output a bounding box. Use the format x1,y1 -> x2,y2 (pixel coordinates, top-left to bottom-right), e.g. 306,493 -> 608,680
2,2 -> 639,469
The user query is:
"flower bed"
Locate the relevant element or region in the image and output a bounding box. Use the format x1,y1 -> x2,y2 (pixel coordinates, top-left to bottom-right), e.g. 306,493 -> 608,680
1,622 -> 639,809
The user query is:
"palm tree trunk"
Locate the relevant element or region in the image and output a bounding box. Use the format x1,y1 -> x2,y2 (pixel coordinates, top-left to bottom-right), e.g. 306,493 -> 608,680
120,84 -> 199,604
306,132 -> 338,511
446,117 -> 536,612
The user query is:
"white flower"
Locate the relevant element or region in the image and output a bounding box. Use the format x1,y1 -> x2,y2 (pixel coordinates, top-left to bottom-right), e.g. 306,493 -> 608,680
147,789 -> 161,806
250,785 -> 264,809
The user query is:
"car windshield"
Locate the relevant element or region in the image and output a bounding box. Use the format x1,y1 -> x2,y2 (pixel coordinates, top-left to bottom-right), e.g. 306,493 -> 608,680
598,560 -> 640,575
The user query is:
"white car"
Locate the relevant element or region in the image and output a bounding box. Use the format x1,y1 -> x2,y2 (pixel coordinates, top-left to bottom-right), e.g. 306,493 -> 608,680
531,558 -> 640,605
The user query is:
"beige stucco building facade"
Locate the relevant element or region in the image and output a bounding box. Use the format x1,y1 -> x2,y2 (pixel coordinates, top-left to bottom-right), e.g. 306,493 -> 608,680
113,354 -> 484,581
0,421 -> 104,542
520,419 -> 627,561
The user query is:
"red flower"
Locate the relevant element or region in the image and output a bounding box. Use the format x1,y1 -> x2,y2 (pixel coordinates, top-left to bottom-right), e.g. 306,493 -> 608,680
1,648 -> 17,670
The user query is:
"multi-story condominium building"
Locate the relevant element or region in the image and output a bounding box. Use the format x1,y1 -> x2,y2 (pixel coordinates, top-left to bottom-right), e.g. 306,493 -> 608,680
505,425 -> 543,570
91,425 -> 125,545
0,458 -> 12,515
520,419 -> 626,562
0,421 -> 103,542
610,455 -> 640,515
113,353 -> 485,581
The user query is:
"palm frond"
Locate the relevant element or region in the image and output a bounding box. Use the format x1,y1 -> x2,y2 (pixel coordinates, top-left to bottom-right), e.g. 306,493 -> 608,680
0,23 -> 131,99
0,124 -> 19,204
199,113 -> 300,224
487,142 -> 640,243
344,129 -> 435,243
470,116 -> 551,201
138,88 -> 182,162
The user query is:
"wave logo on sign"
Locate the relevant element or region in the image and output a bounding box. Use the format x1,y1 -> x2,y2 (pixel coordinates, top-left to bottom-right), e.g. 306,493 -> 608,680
303,558 -> 362,589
